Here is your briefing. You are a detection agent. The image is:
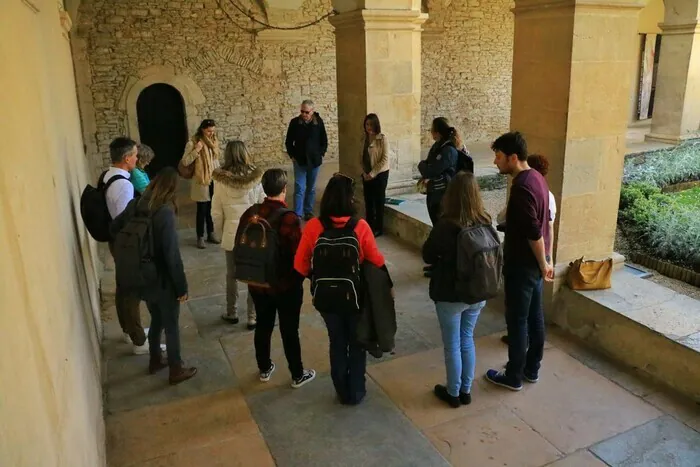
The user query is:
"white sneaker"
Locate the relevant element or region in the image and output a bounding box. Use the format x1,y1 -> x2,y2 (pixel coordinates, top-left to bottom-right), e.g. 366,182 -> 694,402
123,327 -> 150,345
132,341 -> 166,355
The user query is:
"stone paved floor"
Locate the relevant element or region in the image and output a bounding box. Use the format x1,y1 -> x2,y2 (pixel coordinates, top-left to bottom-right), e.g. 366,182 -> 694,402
102,203 -> 700,467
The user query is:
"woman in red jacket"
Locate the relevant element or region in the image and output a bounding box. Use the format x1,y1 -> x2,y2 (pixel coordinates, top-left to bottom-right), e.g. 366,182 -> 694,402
294,173 -> 388,405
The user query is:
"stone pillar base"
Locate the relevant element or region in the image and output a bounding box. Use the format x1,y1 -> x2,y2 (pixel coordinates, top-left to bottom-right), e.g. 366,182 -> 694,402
645,132 -> 700,145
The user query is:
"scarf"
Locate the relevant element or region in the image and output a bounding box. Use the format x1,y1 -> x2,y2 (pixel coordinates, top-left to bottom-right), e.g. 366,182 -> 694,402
194,134 -> 220,186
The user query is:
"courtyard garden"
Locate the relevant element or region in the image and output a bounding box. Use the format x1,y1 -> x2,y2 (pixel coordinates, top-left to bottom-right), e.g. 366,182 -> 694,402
617,141 -> 700,278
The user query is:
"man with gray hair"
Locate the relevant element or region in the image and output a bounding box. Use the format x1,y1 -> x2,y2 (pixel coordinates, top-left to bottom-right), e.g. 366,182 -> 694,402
285,99 -> 328,220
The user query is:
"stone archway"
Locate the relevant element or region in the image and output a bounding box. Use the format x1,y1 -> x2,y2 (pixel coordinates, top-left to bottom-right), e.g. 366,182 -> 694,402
118,65 -> 206,142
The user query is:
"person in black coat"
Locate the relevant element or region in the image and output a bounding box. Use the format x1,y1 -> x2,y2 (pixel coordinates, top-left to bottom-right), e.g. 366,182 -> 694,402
418,117 -> 460,277
422,171 -> 491,408
285,99 -> 328,221
110,167 -> 197,385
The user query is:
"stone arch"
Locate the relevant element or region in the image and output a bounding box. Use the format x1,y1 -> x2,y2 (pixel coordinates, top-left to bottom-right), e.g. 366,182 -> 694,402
118,65 -> 205,141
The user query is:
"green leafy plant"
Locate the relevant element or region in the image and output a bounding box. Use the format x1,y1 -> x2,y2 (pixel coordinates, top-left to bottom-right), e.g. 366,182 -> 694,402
624,141 -> 700,187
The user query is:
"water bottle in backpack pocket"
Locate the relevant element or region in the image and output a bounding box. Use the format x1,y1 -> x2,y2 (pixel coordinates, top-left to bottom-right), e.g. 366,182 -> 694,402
234,206 -> 291,288
311,218 -> 362,313
112,202 -> 159,298
455,223 -> 503,304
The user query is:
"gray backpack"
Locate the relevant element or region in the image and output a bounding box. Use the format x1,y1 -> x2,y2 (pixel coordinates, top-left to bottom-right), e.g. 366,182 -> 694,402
455,224 -> 503,304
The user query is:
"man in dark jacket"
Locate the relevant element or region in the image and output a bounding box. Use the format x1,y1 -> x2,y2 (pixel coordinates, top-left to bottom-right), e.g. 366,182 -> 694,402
285,99 -> 328,221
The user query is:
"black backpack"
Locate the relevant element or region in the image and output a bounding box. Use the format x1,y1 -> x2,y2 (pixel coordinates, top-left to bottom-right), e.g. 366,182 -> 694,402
455,223 -> 503,304
234,206 -> 291,288
456,147 -> 474,174
112,200 -> 158,295
80,171 -> 127,242
311,218 -> 362,313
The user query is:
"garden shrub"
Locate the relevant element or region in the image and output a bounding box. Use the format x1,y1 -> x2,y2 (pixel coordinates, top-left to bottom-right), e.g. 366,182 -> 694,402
623,141 -> 700,187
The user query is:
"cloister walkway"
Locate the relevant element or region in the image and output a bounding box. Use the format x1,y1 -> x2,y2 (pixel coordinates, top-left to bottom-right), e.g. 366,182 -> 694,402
101,193 -> 700,467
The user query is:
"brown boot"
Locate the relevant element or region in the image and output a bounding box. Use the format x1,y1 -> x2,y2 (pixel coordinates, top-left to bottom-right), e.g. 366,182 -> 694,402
169,363 -> 198,385
148,354 -> 168,375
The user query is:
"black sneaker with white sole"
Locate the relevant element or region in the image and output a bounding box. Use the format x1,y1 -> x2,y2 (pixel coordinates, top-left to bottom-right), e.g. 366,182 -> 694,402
291,369 -> 316,388
259,362 -> 276,382
485,369 -> 523,391
523,371 -> 539,383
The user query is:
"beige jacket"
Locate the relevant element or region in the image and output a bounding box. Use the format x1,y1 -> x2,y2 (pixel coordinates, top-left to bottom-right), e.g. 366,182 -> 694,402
181,137 -> 221,202
364,133 -> 390,178
211,167 -> 265,251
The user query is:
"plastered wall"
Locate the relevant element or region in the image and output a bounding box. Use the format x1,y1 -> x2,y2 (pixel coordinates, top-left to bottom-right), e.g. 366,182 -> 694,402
0,1 -> 105,465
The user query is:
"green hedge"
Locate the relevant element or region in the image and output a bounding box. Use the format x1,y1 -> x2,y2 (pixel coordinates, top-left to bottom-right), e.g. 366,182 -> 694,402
619,182 -> 700,271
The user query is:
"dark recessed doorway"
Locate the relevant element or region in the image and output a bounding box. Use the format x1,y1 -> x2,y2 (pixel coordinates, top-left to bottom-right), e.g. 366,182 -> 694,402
136,83 -> 188,177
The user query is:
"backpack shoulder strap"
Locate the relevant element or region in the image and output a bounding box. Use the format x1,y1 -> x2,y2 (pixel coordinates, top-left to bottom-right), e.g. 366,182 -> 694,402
344,217 -> 359,233
103,173 -> 128,191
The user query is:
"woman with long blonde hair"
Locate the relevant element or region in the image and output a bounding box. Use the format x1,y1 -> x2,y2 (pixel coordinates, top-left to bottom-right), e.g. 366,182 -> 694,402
422,171 -> 492,408
212,140 -> 264,329
111,167 -> 196,385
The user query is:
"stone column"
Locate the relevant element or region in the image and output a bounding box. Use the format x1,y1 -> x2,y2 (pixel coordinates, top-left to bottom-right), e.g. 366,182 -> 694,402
330,2 -> 427,195
646,0 -> 700,144
510,0 -> 644,278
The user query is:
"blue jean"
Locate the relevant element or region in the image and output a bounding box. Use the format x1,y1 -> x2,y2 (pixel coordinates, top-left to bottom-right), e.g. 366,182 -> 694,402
321,311 -> 367,404
504,265 -> 545,383
435,301 -> 485,397
293,161 -> 320,217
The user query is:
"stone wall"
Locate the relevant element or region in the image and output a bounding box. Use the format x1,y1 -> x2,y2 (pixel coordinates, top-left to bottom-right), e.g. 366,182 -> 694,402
76,0 -> 514,170
421,0 -> 514,150
77,0 -> 338,169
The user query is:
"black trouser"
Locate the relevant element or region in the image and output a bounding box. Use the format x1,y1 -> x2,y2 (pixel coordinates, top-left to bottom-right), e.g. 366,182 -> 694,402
426,189 -> 445,226
320,310 -> 367,404
145,294 -> 181,366
504,264 -> 545,383
108,242 -> 146,345
363,170 -> 389,233
196,183 -> 214,238
251,286 -> 304,379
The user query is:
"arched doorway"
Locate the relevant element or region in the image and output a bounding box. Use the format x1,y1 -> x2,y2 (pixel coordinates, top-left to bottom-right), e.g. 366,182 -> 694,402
136,83 -> 188,177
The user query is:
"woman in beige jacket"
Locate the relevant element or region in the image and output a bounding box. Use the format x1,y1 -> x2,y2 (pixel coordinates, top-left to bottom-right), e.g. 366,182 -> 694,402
212,141 -> 265,329
181,119 -> 222,249
361,113 -> 390,237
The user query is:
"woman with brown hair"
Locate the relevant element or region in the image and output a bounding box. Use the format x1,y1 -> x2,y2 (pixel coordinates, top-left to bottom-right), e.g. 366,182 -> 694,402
111,167 -> 197,385
422,171 -> 492,408
361,113 -> 390,237
181,119 -> 221,249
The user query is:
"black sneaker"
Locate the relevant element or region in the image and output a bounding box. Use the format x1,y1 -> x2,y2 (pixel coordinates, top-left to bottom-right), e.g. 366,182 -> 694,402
459,392 -> 472,405
259,362 -> 275,382
291,369 -> 316,388
523,371 -> 539,383
434,384 -> 461,408
303,213 -> 314,221
485,369 -> 523,391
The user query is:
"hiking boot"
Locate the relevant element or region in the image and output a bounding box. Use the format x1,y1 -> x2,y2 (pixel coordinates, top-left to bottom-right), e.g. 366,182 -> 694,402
148,354 -> 168,374
434,384 -> 460,408
207,233 -> 220,244
260,362 -> 276,382
169,363 -> 197,385
197,237 -> 206,249
459,392 -> 472,405
291,369 -> 316,389
484,369 -> 523,391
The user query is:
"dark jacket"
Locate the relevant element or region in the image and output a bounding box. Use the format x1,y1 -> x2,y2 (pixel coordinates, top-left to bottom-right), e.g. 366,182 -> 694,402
236,198 -> 304,294
110,196 -> 188,301
285,112 -> 328,168
422,218 -> 462,302
417,140 -> 458,193
358,263 -> 396,357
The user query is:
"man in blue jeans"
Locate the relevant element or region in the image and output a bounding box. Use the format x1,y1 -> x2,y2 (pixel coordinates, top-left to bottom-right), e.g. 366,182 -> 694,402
285,99 -> 328,220
485,131 -> 553,391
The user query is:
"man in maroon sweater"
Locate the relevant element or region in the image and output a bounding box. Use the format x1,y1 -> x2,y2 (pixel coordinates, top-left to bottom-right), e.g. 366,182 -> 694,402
485,131 -> 553,391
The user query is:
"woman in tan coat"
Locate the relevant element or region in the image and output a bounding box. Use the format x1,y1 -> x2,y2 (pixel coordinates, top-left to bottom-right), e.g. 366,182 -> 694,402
361,113 -> 390,237
181,119 -> 222,249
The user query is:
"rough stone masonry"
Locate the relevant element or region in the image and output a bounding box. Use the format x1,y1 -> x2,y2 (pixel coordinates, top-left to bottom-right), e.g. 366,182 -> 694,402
75,0 -> 513,169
